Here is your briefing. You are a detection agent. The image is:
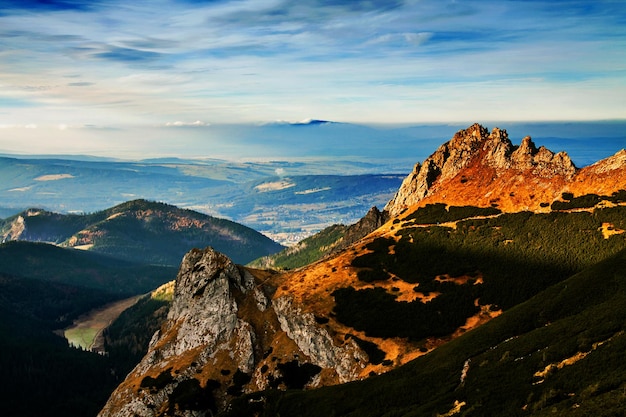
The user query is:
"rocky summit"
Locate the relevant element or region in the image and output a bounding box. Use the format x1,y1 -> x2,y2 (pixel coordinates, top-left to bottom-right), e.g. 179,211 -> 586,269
385,123 -> 582,216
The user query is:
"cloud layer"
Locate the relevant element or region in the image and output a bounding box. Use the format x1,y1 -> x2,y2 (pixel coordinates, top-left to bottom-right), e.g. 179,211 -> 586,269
0,0 -> 624,156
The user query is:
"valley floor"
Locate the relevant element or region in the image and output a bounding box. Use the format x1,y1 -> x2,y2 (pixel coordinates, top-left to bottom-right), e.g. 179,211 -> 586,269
64,295 -> 143,352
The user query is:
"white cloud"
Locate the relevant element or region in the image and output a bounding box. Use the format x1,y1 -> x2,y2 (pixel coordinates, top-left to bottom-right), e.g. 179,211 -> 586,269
367,32 -> 433,46
164,120 -> 208,127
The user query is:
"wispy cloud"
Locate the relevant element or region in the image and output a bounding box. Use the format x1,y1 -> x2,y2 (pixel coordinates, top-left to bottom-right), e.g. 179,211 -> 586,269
94,46 -> 163,63
0,0 -> 624,158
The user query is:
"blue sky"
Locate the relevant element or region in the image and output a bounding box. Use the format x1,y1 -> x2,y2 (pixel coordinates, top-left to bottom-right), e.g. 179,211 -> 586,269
0,0 -> 625,158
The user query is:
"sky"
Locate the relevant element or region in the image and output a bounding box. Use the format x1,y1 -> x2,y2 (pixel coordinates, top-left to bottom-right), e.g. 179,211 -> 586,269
0,0 -> 625,158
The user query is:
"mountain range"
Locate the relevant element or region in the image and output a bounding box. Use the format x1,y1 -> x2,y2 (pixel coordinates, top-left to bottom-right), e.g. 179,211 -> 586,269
96,124 -> 626,417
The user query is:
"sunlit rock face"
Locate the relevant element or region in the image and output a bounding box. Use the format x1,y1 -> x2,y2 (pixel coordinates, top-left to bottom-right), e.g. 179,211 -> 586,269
385,123 -> 582,216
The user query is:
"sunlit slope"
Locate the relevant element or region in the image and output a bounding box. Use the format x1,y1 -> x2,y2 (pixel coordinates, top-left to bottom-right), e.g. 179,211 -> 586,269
224,246 -> 626,416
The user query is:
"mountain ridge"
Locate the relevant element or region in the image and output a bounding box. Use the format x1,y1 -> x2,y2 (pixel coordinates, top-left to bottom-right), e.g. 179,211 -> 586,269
0,199 -> 284,265
385,123 -> 624,216
98,123 -> 626,416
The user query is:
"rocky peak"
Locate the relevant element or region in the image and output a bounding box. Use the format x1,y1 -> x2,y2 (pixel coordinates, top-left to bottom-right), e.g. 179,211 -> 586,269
334,206 -> 388,253
385,124 -> 577,216
585,149 -> 626,174
99,247 -> 367,417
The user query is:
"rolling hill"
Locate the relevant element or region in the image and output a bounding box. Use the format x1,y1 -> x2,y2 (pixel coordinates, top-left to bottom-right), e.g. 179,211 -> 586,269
1,199 -> 284,265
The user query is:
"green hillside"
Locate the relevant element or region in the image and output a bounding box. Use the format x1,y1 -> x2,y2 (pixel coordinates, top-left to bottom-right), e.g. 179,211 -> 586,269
249,206 -> 388,269
0,239 -> 178,417
0,199 -> 284,265
249,223 -> 348,269
103,288 -> 173,377
0,240 -> 176,295
223,247 -> 626,416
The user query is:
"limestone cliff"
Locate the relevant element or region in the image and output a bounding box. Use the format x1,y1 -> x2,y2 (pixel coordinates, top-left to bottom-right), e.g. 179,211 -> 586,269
98,247 -> 366,417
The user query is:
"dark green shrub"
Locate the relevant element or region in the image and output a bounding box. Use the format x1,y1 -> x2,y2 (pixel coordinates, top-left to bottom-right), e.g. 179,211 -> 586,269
347,335 -> 386,365
227,369 -> 252,396
274,361 -> 322,389
551,193 -> 600,210
140,368 -> 173,391
168,378 -> 220,413
356,268 -> 390,282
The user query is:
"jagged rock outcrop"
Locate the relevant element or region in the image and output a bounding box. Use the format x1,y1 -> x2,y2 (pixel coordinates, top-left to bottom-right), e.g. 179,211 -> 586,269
99,247 -> 367,417
385,123 -> 579,216
566,149 -> 626,197
329,205 -> 388,257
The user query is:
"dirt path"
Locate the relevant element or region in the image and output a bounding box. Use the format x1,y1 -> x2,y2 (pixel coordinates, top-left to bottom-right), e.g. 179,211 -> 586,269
64,295 -> 143,353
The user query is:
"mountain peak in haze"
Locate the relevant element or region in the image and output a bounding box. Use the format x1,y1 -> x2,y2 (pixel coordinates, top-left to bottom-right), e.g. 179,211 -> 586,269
292,118 -> 334,126
266,118 -> 337,126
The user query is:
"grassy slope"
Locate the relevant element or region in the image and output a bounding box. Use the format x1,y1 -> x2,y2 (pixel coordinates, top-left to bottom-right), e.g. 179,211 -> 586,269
249,223 -> 348,269
224,247 -> 626,416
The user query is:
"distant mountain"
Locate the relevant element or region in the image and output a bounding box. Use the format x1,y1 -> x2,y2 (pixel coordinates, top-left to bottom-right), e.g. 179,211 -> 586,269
262,118 -> 338,126
0,199 -> 284,265
290,118 -> 336,126
99,124 -> 626,417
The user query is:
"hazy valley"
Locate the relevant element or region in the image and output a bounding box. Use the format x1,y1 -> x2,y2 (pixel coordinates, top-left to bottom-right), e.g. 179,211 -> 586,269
0,154 -> 403,245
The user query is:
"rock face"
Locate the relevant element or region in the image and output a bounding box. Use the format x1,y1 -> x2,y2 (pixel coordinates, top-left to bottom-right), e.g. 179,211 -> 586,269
567,149 -> 626,197
98,247 -> 366,417
385,123 -> 580,216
